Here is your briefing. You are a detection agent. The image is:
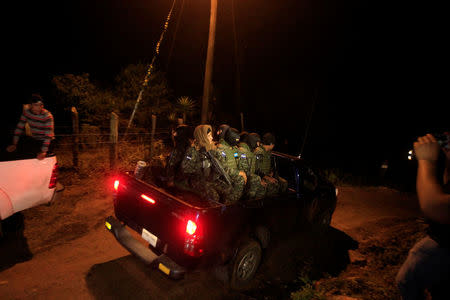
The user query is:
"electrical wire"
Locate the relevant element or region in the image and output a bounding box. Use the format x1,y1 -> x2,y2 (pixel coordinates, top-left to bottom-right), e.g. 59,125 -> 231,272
166,0 -> 185,72
126,0 -> 178,132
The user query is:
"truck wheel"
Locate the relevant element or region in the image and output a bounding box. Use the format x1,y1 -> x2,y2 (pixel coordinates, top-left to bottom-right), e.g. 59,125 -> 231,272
318,208 -> 333,227
230,239 -> 262,290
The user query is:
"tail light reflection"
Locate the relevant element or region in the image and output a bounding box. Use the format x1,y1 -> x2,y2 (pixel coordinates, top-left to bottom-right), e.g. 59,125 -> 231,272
141,194 -> 155,204
49,163 -> 58,189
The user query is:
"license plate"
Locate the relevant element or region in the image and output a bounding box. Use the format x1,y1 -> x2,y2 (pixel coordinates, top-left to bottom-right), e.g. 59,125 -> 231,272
141,228 -> 157,247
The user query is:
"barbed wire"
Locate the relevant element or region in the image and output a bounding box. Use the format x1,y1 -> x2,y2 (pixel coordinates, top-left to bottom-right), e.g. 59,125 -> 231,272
55,140 -> 160,146
53,131 -> 169,137
5,130 -> 170,137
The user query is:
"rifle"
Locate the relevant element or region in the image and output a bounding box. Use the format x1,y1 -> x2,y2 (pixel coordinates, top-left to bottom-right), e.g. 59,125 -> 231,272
203,150 -> 232,186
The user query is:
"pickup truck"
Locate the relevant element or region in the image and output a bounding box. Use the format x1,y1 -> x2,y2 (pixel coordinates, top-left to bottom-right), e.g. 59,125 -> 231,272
105,151 -> 337,289
0,152 -> 61,236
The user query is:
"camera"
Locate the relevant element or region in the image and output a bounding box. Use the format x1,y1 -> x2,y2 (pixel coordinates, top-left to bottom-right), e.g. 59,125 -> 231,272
434,132 -> 449,150
407,132 -> 449,160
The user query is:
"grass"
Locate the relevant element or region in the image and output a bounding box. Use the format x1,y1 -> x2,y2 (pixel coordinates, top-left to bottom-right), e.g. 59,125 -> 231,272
55,138 -> 170,174
288,218 -> 426,300
290,276 -> 326,300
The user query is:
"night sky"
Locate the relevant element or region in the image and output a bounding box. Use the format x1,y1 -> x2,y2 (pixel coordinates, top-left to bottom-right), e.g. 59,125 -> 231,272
2,1 -> 448,173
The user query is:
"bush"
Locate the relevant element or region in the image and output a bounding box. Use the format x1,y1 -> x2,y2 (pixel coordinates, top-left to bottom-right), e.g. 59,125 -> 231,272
290,276 -> 326,300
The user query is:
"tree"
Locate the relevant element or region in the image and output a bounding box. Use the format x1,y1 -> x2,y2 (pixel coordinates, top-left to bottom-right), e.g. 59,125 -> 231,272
114,63 -> 173,128
52,64 -> 174,129
52,73 -> 121,125
176,96 -> 197,124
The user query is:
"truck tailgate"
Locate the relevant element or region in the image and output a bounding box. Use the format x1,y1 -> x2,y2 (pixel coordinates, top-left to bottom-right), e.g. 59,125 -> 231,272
113,173 -> 208,259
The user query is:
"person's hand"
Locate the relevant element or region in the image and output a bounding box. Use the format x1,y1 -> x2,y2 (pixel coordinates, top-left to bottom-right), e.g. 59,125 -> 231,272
413,134 -> 440,162
239,171 -> 247,184
6,144 -> 16,152
37,152 -> 47,160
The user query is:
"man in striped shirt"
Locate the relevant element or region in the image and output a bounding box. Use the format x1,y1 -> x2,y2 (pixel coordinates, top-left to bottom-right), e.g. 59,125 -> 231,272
6,94 -> 54,160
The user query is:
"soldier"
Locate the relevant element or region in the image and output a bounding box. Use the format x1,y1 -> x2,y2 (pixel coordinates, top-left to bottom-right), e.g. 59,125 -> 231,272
165,124 -> 194,188
255,132 -> 288,196
238,132 -> 266,199
181,125 -> 239,204
215,124 -> 230,144
216,127 -> 247,201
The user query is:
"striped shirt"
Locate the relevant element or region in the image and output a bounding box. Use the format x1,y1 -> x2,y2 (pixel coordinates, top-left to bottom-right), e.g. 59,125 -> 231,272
13,108 -> 54,152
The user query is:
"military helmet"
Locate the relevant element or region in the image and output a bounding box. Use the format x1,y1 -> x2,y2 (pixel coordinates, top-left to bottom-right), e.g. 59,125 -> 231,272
248,133 -> 261,151
262,132 -> 276,145
225,127 -> 240,146
174,124 -> 194,150
239,131 -> 249,143
217,124 -> 230,140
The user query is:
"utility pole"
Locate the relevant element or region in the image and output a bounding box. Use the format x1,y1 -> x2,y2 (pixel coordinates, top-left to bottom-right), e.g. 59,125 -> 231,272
201,0 -> 218,124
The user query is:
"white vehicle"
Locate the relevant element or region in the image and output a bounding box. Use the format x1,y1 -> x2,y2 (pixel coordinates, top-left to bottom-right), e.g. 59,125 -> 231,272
0,155 -> 61,235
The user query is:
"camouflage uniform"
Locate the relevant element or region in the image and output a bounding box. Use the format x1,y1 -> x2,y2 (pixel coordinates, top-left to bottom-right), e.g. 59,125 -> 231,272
237,142 -> 266,199
165,148 -> 189,188
181,146 -> 234,204
254,146 -> 288,196
216,139 -> 246,202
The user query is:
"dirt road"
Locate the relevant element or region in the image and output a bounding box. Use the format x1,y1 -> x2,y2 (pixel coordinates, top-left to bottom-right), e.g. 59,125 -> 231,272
0,172 -> 423,299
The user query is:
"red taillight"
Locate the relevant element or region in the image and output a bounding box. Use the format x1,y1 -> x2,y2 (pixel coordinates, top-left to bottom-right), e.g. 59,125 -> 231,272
184,218 -> 203,257
113,180 -> 120,192
141,194 -> 155,204
49,163 -> 58,189
186,220 -> 197,235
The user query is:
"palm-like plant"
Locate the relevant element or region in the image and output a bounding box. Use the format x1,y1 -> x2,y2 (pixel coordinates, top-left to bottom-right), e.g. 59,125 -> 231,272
176,96 -> 197,124
167,112 -> 177,123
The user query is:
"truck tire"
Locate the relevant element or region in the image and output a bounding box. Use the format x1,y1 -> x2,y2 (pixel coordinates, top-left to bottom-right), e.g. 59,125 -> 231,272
317,207 -> 333,227
230,239 -> 262,290
307,196 -> 334,227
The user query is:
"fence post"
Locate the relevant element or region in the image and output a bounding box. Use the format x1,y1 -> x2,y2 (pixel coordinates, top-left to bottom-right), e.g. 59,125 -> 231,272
71,107 -> 79,168
23,104 -> 32,136
145,114 -> 157,162
110,112 -> 119,170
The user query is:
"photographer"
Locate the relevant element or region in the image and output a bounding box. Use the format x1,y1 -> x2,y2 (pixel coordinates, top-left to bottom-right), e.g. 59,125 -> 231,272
396,133 -> 450,299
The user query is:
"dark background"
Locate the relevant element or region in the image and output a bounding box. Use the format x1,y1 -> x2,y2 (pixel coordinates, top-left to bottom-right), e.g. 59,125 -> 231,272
2,0 -> 447,179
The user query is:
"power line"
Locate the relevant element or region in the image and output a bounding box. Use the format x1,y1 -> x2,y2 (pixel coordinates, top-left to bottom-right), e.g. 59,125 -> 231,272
126,0 -> 178,132
166,0 -> 186,72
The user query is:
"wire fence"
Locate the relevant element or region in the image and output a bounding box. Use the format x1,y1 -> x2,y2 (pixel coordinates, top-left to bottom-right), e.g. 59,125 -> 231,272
53,129 -> 170,147
51,123 -> 172,172
5,108 -> 176,171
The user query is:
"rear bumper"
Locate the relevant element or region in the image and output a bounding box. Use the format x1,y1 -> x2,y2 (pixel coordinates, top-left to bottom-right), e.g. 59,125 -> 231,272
105,216 -> 186,279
